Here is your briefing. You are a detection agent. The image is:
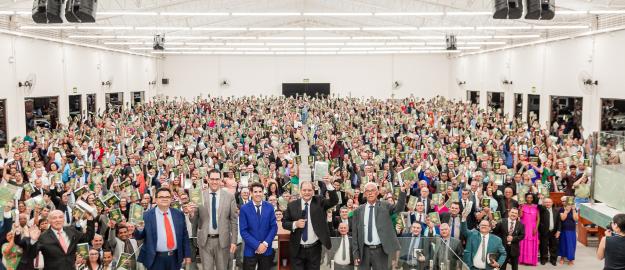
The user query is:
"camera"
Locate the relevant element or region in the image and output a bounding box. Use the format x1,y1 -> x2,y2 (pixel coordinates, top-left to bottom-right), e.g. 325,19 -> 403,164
607,222 -> 613,231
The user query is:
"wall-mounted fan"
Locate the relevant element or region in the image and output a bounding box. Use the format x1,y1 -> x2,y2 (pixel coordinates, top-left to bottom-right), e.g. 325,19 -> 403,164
392,80 -> 402,89
578,71 -> 598,95
220,79 -> 230,88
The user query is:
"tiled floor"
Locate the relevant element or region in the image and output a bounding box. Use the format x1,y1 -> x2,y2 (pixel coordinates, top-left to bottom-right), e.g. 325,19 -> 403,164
519,241 -> 603,270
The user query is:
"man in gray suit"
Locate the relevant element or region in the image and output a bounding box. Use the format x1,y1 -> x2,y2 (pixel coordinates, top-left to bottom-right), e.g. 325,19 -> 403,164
432,223 -> 464,270
352,181 -> 410,270
190,169 -> 239,270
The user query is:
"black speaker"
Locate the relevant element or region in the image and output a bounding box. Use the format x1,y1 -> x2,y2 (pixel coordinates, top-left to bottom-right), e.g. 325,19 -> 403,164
493,0 -> 509,19
32,0 -> 47,23
46,0 -> 63,23
525,0 -> 541,19
540,0 -> 555,20
65,0 -> 97,23
508,0 -> 523,19
162,78 -> 169,85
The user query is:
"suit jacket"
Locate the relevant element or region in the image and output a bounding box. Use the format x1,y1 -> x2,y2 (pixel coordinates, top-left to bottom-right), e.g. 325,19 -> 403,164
417,197 -> 434,214
14,235 -> 37,270
398,233 -> 432,262
432,237 -> 464,270
239,201 -> 278,257
107,227 -> 139,263
460,222 -> 506,270
492,219 -> 525,257
459,197 -> 477,230
332,216 -> 353,236
134,207 -> 191,270
192,188 -> 238,249
35,220 -> 96,270
283,189 -> 338,254
351,191 -> 407,260
495,195 -> 519,219
538,206 -> 562,235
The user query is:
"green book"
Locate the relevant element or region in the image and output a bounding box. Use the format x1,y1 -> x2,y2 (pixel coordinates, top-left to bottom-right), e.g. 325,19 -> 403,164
103,193 -> 120,208
481,198 -> 491,209
74,186 -> 89,199
77,243 -> 89,259
493,211 -> 501,222
428,212 -> 441,225
407,196 -> 418,210
109,208 -> 123,223
189,188 -> 204,206
129,203 -> 144,225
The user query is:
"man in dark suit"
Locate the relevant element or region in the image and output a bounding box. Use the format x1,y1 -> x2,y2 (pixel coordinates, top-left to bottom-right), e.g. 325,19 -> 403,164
538,198 -> 561,266
399,222 -> 430,270
351,181 -> 409,270
492,207 -> 524,270
495,187 -> 519,219
283,177 -> 338,270
239,182 -> 278,270
417,187 -> 434,213
459,188 -> 477,230
440,202 -> 463,241
282,176 -> 338,270
332,207 -> 352,236
34,209 -> 95,270
135,188 -> 192,270
432,223 -> 464,270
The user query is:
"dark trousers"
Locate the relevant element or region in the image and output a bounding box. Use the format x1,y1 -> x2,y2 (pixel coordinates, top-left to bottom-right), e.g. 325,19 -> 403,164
292,243 -> 322,270
539,231 -> 559,264
149,254 -> 179,270
360,246 -> 388,270
501,254 -> 519,270
243,254 -> 274,270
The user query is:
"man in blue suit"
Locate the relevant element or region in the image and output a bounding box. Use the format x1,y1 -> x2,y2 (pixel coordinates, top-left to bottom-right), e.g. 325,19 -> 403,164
460,217 -> 507,270
135,188 -> 192,270
239,182 -> 278,270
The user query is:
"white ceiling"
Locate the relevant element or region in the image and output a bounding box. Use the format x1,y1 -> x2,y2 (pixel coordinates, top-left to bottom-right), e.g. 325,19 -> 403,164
1,0 -> 625,55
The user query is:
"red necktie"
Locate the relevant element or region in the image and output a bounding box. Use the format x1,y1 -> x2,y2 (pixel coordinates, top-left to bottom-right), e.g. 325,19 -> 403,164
163,212 -> 175,250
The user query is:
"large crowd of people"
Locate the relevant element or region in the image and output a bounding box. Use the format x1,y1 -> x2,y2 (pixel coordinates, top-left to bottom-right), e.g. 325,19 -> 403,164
0,95 -> 621,270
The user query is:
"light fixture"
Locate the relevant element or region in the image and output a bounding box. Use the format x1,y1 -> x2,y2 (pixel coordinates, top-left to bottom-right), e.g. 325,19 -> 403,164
115,35 -> 153,39
304,37 -> 351,40
476,26 -> 531,30
185,42 -> 225,46
159,12 -> 229,16
212,36 -> 256,40
303,12 -> 373,16
225,42 -> 264,46
589,10 -> 625,14
265,42 -> 305,46
231,12 -> 301,16
456,35 -> 493,39
192,27 -> 247,31
493,34 -> 540,39
420,26 -> 475,30
446,11 -> 492,16
0,11 -> 15,15
248,27 -> 304,31
77,26 -> 133,30
135,27 -> 190,31
69,35 -> 116,39
399,36 -> 445,40
97,11 -> 158,16
345,42 -> 386,46
374,12 -> 444,16
104,42 -> 144,45
305,27 -> 361,31
361,27 -> 418,31
305,42 -> 345,46
20,26 -> 76,30
556,10 -> 588,15
533,25 -> 589,29
352,36 -> 397,40
258,36 -> 304,40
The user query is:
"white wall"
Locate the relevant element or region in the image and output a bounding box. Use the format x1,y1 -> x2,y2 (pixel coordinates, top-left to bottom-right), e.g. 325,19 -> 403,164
0,34 -> 157,141
450,29 -> 625,134
158,54 -> 451,100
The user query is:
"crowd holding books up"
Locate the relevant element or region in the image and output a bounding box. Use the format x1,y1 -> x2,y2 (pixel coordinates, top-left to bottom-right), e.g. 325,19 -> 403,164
0,95 -> 620,270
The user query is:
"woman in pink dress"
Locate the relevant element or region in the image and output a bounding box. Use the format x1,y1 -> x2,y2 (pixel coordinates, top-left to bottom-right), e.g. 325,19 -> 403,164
519,193 -> 540,265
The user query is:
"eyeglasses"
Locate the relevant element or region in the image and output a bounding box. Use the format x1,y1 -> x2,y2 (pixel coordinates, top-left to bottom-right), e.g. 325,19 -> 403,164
157,196 -> 171,199
208,178 -> 220,181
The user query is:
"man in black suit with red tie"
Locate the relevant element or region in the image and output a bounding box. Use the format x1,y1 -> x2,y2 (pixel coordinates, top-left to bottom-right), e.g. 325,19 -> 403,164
492,207 -> 525,270
283,178 -> 338,270
35,210 -> 95,270
539,198 -> 561,266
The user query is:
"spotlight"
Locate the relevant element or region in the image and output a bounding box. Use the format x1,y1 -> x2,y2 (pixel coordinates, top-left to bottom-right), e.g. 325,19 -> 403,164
494,0 -> 523,19
526,0 -> 555,20
153,34 -> 165,50
32,0 -> 63,23
446,34 -> 457,50
65,0 -> 97,23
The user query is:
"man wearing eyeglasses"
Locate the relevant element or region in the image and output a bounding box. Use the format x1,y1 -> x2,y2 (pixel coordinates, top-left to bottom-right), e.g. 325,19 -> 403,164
189,169 -> 238,270
460,214 -> 507,270
135,188 -> 192,270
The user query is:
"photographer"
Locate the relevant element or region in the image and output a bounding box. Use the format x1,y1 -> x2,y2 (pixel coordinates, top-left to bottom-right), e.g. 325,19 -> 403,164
597,213 -> 625,270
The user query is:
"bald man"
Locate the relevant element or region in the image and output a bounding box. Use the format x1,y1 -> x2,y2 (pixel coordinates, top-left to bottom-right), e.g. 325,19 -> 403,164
33,210 -> 96,270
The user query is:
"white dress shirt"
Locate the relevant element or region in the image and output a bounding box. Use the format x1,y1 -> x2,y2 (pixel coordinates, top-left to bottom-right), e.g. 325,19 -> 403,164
363,202 -> 381,245
293,199 -> 319,245
334,235 -> 351,265
547,208 -> 554,231
473,233 -> 489,269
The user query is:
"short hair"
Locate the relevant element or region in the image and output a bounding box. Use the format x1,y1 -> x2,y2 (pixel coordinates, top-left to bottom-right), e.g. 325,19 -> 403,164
250,182 -> 264,192
156,188 -> 171,197
299,180 -> 313,190
207,169 -> 221,179
363,182 -> 378,190
613,213 -> 625,232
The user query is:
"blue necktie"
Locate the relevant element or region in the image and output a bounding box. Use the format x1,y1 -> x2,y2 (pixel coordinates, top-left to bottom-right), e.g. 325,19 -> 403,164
211,192 -> 217,230
451,217 -> 455,238
256,205 -> 261,218
367,205 -> 374,243
302,202 -> 309,242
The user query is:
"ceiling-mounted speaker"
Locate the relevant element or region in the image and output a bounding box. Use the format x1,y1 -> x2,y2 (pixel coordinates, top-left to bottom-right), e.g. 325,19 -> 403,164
45,0 -> 63,23
32,0 -> 47,23
65,0 -> 97,23
526,0 -> 555,20
493,0 -> 509,19
162,78 -> 169,85
508,0 -> 523,19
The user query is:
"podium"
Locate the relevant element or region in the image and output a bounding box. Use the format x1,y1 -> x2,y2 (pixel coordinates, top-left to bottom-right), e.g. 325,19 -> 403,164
277,230 -> 291,269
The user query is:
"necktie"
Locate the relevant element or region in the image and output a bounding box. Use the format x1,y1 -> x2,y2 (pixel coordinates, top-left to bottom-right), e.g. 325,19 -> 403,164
256,205 -> 261,218
408,237 -> 416,260
367,205 -> 374,243
481,236 -> 487,263
211,192 -> 217,230
302,202 -> 309,242
57,230 -> 68,253
341,236 -> 347,260
418,214 -> 422,223
509,221 -> 514,234
65,209 -> 71,224
163,212 -> 175,250
451,217 -> 456,237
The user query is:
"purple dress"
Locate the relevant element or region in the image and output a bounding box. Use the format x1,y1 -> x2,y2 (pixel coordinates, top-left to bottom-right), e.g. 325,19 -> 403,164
519,204 -> 539,265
